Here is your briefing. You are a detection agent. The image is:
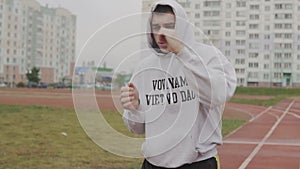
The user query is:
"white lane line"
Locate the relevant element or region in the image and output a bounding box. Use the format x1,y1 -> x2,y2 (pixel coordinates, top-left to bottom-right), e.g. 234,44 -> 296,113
224,140 -> 300,147
290,108 -> 300,113
248,106 -> 273,122
288,112 -> 300,120
267,112 -> 279,120
238,100 -> 295,169
224,106 -> 272,140
225,107 -> 254,119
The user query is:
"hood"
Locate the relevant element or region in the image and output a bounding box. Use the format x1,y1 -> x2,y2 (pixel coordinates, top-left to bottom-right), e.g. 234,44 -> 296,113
147,0 -> 195,55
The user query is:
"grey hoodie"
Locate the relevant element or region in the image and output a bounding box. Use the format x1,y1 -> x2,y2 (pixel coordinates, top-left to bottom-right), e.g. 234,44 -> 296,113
123,0 -> 237,167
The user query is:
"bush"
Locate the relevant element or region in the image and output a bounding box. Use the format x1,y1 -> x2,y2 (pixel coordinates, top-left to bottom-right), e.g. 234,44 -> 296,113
16,82 -> 25,88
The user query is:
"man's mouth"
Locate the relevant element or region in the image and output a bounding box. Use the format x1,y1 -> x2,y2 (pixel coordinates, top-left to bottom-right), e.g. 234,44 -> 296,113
158,42 -> 168,48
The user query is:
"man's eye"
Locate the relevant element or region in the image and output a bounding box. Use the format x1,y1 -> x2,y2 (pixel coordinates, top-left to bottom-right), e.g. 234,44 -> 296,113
152,26 -> 160,31
165,24 -> 175,29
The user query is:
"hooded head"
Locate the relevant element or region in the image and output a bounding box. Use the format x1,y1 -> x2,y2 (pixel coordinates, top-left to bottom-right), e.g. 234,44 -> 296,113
147,0 -> 195,55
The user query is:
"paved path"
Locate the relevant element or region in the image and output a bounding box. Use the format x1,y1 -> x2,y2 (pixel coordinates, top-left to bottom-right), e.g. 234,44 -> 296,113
218,99 -> 300,169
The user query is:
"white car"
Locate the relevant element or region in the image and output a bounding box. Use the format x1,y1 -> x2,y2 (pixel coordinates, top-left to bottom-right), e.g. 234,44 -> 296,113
0,82 -> 7,87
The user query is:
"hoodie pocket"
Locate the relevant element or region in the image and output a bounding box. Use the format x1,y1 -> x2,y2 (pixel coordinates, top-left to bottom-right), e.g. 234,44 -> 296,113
195,143 -> 216,155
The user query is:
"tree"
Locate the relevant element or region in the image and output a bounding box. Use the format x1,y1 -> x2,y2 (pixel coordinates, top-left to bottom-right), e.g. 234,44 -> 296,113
113,73 -> 131,89
26,67 -> 40,83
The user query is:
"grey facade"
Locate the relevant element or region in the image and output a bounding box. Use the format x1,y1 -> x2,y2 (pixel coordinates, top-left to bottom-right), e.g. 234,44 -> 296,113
0,0 -> 76,84
143,0 -> 300,87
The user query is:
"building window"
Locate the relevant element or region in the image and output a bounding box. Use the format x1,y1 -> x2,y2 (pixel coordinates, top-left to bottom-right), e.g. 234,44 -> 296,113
274,53 -> 282,59
284,43 -> 292,49
236,40 -> 246,46
274,72 -> 282,79
235,68 -> 245,74
264,74 -> 269,79
235,58 -> 245,64
250,5 -> 260,10
250,14 -> 259,20
274,63 -> 282,69
237,78 -> 245,84
249,33 -> 259,39
264,64 -> 269,69
249,53 -> 259,58
284,53 -> 292,59
237,49 -> 245,55
249,62 -> 259,68
248,72 -> 259,78
274,23 -> 283,29
225,31 -> 231,37
275,13 -> 292,19
236,21 -> 246,26
249,24 -> 259,29
225,41 -> 230,46
284,63 -> 292,69
225,50 -> 230,56
264,54 -> 270,59
204,1 -> 220,7
264,45 -> 269,50
249,43 -> 259,49
203,11 -> 220,17
236,1 -> 246,7
236,30 -> 246,36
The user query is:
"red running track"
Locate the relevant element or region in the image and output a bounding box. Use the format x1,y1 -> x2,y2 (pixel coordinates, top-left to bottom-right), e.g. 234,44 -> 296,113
218,99 -> 300,169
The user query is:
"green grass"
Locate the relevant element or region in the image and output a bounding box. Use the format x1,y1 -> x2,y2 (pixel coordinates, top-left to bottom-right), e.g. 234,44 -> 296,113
234,87 -> 300,96
0,105 -> 245,169
230,96 -> 286,106
0,105 -> 142,169
222,119 -> 246,136
230,87 -> 300,106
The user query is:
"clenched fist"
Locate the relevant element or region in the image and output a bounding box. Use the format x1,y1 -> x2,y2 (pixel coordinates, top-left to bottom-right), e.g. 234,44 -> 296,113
154,27 -> 184,55
120,83 -> 139,111
161,28 -> 184,55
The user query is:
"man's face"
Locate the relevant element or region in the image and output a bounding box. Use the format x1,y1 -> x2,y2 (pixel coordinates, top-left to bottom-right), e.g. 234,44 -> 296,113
151,12 -> 175,53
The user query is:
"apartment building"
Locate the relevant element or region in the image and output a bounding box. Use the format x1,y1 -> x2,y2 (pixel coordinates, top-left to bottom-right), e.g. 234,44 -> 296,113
0,0 -> 76,85
143,0 -> 300,87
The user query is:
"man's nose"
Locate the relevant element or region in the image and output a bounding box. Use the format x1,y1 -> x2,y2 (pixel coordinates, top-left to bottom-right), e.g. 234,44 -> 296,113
157,27 -> 167,37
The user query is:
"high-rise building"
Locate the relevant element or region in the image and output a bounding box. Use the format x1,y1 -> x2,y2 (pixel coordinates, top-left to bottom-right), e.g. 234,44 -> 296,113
143,0 -> 300,87
0,0 -> 76,85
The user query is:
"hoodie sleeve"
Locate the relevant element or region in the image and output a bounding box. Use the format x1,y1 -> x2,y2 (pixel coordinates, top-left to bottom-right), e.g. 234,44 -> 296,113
122,107 -> 145,134
122,64 -> 146,135
177,45 -> 237,107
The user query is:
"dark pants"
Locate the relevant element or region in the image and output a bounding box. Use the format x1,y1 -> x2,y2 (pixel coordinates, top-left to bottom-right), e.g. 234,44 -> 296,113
141,157 -> 218,169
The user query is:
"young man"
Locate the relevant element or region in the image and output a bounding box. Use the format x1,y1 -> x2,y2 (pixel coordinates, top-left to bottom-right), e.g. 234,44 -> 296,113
120,0 -> 237,168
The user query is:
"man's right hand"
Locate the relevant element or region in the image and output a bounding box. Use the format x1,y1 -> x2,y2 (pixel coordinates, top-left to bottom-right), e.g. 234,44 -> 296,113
120,83 -> 139,111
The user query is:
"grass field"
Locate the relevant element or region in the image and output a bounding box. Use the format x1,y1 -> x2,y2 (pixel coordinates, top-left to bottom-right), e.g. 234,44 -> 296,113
0,104 -> 245,169
230,87 -> 300,106
234,87 -> 300,96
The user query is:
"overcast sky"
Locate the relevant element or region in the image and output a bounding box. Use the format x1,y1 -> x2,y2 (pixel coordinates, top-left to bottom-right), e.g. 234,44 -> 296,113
35,0 -> 143,70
